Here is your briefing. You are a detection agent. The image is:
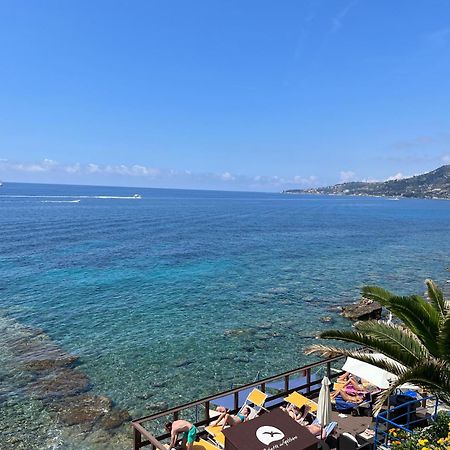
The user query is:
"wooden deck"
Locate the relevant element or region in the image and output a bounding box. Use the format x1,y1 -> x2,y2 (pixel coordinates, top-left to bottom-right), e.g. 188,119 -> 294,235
131,356 -> 347,449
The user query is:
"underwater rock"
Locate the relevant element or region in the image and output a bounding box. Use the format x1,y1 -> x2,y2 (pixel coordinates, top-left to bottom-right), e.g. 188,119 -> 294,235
50,394 -> 111,426
319,316 -> 334,323
241,346 -> 255,353
174,359 -> 193,368
21,354 -> 79,372
98,409 -> 131,430
136,392 -> 154,400
145,401 -> 169,412
255,323 -> 272,330
29,368 -> 90,399
223,328 -> 256,338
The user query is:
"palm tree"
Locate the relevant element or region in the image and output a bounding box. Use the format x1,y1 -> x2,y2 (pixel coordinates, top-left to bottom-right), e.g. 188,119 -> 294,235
306,279 -> 450,411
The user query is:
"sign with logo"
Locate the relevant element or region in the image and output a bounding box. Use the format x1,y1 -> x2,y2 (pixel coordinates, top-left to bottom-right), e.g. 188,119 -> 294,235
222,407 -> 317,450
256,426 -> 285,445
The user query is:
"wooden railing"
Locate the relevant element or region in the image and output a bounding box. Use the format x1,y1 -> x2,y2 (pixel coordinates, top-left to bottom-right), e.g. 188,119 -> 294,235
131,355 -> 346,449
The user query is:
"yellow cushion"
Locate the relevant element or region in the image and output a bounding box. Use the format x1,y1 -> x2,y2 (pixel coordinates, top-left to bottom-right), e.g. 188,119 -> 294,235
247,388 -> 267,407
205,425 -> 225,446
283,391 -> 318,412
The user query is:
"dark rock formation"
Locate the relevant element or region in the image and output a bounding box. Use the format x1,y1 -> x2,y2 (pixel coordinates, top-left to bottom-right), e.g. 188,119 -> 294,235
342,298 -> 382,321
29,368 -> 90,399
98,409 -> 131,430
21,354 -> 79,372
50,394 -> 130,430
50,394 -> 112,426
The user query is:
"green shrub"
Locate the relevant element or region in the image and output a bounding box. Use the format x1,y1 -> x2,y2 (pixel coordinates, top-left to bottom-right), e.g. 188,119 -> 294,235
389,412 -> 450,449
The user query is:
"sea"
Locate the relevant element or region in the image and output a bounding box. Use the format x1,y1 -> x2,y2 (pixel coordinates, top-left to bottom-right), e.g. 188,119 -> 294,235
0,182 -> 449,449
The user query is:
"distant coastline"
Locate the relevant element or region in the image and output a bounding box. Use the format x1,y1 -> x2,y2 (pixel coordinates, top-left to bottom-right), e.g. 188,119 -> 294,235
284,165 -> 450,200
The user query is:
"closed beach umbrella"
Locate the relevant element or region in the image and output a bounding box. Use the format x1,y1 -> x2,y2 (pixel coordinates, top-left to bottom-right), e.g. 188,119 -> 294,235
317,376 -> 332,429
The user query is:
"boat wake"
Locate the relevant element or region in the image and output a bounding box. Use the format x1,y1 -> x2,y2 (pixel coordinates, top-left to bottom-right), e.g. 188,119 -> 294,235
41,200 -> 81,203
0,194 -> 142,200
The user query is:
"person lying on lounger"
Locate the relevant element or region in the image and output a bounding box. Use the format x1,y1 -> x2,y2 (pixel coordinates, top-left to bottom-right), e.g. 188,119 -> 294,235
211,406 -> 251,430
331,388 -> 365,403
331,388 -> 366,412
280,404 -> 312,424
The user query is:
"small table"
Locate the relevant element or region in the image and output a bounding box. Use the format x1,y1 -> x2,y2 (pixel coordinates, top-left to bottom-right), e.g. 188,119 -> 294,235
223,408 -> 319,450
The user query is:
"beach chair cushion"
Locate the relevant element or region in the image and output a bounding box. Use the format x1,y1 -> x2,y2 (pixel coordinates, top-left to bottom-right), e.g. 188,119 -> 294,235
284,391 -> 318,412
247,388 -> 268,407
334,396 -> 360,412
205,425 -> 225,446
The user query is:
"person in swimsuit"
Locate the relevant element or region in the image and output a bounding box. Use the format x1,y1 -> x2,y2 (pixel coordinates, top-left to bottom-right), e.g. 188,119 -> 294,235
331,388 -> 365,404
165,420 -> 197,450
280,404 -> 311,424
211,406 -> 251,431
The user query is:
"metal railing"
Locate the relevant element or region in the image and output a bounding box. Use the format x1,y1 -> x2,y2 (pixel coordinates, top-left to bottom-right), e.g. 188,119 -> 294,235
131,355 -> 345,449
373,395 -> 439,448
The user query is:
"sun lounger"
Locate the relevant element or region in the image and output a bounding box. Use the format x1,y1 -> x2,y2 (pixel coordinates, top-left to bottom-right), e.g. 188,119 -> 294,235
311,419 -> 338,438
241,388 -> 268,413
205,425 -> 225,448
283,391 -> 318,413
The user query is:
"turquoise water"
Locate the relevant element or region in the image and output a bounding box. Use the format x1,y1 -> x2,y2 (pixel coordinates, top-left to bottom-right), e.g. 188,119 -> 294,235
1,182 -> 449,448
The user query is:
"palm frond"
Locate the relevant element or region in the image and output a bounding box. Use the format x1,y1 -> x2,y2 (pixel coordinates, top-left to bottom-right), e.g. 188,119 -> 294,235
319,326 -> 424,368
438,313 -> 450,363
354,321 -> 428,364
373,360 -> 450,413
383,295 -> 440,355
426,279 -> 447,317
305,344 -> 407,377
361,285 -> 395,305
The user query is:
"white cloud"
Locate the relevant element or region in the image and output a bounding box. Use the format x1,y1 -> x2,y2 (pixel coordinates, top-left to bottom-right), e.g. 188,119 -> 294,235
0,158 -> 319,191
339,170 -> 356,183
65,163 -> 81,174
220,171 -> 235,181
442,154 -> 450,163
385,172 -> 405,181
87,163 -> 100,173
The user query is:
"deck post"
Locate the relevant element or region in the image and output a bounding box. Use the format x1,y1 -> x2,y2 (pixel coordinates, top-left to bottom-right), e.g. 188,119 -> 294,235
234,391 -> 239,410
326,361 -> 331,378
205,401 -> 210,421
284,375 -> 289,392
306,368 -> 311,393
134,426 -> 142,450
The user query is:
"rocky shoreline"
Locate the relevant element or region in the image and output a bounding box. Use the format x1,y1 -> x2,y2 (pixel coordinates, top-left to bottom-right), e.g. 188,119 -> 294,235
0,312 -> 131,449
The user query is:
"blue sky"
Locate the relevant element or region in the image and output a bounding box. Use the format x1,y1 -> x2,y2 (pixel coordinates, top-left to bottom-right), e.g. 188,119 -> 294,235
1,0 -> 449,191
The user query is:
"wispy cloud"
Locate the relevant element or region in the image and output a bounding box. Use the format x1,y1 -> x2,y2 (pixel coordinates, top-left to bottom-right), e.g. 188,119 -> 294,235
0,158 -> 319,191
392,135 -> 436,150
331,0 -> 358,33
339,170 -> 357,182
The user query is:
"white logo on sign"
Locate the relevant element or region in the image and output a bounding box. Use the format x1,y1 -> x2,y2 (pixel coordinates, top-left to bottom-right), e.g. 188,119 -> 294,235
256,426 -> 285,445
